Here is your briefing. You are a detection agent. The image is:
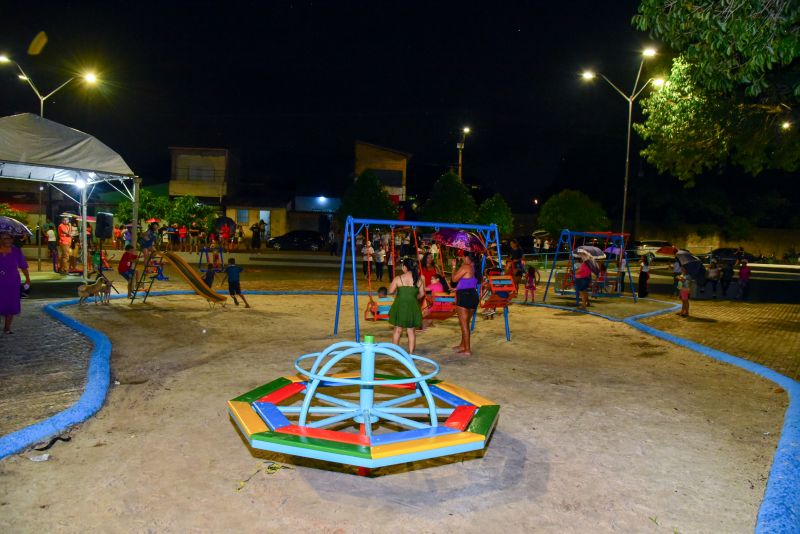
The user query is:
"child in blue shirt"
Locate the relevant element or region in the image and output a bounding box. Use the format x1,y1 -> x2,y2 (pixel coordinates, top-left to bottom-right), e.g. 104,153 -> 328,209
225,258 -> 250,307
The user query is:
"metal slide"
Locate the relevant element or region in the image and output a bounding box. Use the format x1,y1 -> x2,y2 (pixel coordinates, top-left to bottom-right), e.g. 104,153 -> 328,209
161,252 -> 227,304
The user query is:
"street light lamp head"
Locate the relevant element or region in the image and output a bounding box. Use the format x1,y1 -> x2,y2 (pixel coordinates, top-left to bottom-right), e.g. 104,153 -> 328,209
0,55 -> 10,63
642,48 -> 657,57
652,77 -> 665,88
463,126 -> 471,134
581,71 -> 595,80
781,121 -> 792,130
18,74 -> 28,81
83,72 -> 97,84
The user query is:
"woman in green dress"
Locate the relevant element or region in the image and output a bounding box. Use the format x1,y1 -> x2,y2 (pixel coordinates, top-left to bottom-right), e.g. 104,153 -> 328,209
388,257 -> 426,353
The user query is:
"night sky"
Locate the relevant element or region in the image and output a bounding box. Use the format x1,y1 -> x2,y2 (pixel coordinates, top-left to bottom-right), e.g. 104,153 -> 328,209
2,1 -> 692,215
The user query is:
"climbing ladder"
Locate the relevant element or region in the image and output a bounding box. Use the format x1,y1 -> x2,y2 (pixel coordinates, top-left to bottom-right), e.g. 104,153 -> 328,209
129,250 -> 166,304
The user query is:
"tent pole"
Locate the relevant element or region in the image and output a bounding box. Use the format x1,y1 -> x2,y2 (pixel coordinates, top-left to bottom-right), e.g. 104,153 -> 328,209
131,176 -> 141,249
80,184 -> 89,282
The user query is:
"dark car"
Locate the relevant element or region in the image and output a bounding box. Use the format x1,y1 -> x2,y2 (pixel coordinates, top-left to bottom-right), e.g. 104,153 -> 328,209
709,248 -> 757,265
267,230 -> 325,251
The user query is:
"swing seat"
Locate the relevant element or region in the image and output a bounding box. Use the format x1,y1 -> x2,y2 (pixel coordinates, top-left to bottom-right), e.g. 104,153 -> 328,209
481,275 -> 517,309
371,296 -> 394,321
424,292 -> 456,320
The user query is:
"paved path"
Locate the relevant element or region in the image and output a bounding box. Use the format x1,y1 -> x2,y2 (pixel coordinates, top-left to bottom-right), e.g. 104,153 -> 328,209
0,300 -> 91,436
642,300 -> 800,381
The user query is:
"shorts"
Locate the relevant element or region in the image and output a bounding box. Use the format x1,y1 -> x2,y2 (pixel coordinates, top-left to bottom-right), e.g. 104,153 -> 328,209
455,289 -> 479,310
229,281 -> 242,295
574,277 -> 590,292
679,289 -> 690,301
120,269 -> 135,281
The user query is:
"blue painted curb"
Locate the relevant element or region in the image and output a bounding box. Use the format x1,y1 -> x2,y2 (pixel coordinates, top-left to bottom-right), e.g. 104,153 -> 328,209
0,298 -> 111,460
528,298 -> 799,533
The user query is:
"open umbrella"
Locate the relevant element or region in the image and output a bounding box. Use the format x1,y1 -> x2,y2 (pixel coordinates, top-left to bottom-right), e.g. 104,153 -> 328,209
59,212 -> 78,219
432,228 -> 485,252
0,216 -> 32,237
576,245 -> 606,259
676,250 -> 704,277
214,216 -> 236,231
146,217 -> 161,224
604,245 -> 621,255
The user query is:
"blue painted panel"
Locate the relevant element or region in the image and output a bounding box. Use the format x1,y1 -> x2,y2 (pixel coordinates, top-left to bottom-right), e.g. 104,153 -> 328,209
429,385 -> 474,407
252,401 -> 291,430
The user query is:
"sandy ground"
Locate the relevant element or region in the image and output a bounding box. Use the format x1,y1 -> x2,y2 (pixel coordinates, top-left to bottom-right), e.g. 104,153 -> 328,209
0,292 -> 788,533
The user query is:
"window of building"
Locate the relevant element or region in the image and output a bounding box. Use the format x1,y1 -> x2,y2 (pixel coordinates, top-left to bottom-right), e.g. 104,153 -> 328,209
236,209 -> 249,224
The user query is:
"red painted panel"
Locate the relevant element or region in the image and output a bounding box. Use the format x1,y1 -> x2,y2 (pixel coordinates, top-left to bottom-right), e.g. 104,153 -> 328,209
444,405 -> 478,431
276,425 -> 371,446
257,382 -> 306,404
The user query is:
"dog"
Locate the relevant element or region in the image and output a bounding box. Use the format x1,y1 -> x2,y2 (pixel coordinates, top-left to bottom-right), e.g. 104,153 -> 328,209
77,277 -> 111,305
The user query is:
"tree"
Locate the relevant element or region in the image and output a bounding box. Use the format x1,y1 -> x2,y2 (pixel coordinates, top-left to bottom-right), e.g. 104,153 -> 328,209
0,203 -> 29,225
169,195 -> 217,226
538,190 -> 609,236
336,171 -> 398,224
632,1 -> 800,180
477,193 -> 514,236
420,172 -> 477,224
633,0 -> 800,97
114,189 -> 171,222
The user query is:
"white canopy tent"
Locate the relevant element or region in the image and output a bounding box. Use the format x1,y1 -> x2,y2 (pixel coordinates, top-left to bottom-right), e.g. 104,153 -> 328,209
0,113 -> 140,280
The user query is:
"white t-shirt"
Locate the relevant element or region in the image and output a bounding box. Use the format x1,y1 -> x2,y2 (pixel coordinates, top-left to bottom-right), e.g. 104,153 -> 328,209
376,249 -> 386,263
430,243 -> 439,254
361,245 -> 374,262
46,229 -> 56,242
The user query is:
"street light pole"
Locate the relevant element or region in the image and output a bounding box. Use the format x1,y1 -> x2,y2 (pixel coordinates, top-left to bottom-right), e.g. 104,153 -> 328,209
37,185 -> 43,272
457,126 -> 471,180
0,55 -> 97,118
582,49 -> 662,247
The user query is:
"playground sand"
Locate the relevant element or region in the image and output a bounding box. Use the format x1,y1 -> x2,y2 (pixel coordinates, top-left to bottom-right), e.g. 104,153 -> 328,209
0,293 -> 786,533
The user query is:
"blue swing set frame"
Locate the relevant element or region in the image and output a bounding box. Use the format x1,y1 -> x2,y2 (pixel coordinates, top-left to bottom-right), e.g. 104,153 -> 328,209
542,229 -> 637,304
333,216 -> 512,341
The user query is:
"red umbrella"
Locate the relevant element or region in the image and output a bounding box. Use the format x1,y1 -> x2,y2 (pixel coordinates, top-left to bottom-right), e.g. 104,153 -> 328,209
146,217 -> 160,223
657,245 -> 679,256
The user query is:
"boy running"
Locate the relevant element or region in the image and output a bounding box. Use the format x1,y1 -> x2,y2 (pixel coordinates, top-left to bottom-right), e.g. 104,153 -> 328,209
225,258 -> 250,307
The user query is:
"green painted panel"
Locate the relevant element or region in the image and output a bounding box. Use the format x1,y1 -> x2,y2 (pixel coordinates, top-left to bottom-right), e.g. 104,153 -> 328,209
466,405 -> 500,437
251,431 -> 372,458
232,377 -> 292,403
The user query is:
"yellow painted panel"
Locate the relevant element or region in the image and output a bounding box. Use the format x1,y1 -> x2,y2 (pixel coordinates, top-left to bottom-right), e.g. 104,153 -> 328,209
284,374 -> 307,383
228,400 -> 268,436
371,431 -> 484,459
436,382 -> 496,407
330,371 -> 362,379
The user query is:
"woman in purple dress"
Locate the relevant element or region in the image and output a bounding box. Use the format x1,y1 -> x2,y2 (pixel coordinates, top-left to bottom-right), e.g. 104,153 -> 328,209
0,232 -> 31,334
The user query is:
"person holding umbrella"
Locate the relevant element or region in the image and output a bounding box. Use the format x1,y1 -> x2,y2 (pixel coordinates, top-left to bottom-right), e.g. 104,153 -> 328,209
638,254 -> 651,298
574,254 -> 593,310
0,226 -> 32,334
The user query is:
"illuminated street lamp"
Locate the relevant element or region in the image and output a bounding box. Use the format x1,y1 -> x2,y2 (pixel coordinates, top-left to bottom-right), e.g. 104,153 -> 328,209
581,48 -> 663,245
0,54 -> 97,118
457,126 -> 471,180
781,121 -> 792,131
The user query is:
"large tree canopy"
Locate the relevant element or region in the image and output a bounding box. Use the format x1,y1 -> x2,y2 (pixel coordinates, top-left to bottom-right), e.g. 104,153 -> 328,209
632,0 -> 799,180
633,0 -> 800,97
538,190 -> 609,236
420,172 -> 477,224
635,57 -> 800,181
336,171 -> 398,223
477,193 -> 514,236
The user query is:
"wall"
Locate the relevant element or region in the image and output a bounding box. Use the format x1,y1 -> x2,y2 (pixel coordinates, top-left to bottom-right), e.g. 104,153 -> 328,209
169,149 -> 228,198
225,206 -> 288,238
354,142 -> 408,200
638,225 -> 800,259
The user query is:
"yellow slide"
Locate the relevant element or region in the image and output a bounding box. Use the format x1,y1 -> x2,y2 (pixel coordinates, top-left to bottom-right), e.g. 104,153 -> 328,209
162,252 -> 227,304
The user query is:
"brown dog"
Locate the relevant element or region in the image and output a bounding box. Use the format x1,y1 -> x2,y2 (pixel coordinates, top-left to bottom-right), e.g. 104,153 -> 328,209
77,277 -> 110,305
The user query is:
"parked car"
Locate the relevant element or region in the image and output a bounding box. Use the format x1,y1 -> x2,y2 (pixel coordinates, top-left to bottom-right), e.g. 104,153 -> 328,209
630,240 -> 674,260
267,230 -> 325,251
708,248 -> 757,265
